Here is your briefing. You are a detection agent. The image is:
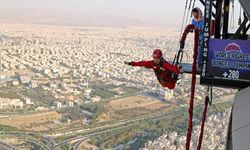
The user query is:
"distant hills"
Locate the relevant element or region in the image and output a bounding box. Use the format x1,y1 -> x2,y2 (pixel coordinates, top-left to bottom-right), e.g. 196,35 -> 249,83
0,10 -> 176,27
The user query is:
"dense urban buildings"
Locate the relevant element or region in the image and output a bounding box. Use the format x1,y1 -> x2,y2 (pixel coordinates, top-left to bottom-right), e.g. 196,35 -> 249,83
0,24 -> 234,149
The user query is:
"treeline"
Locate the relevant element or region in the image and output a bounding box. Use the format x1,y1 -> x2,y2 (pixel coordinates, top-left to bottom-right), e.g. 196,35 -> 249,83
58,102 -> 105,121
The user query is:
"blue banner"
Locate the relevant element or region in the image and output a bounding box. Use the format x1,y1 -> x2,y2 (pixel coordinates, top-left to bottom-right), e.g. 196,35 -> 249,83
207,39 -> 250,80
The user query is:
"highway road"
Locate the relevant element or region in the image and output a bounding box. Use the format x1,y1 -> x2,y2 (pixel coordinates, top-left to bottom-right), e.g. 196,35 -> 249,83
22,138 -> 50,150
52,124 -> 136,149
0,132 -> 51,150
72,139 -> 87,150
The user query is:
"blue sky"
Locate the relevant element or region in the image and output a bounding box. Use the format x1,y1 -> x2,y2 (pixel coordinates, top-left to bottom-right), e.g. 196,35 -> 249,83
0,0 -> 241,27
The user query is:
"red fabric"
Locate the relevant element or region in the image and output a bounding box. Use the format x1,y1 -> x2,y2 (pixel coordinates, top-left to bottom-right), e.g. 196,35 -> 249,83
197,97 -> 209,150
210,20 -> 215,36
163,80 -> 176,89
130,60 -> 179,89
180,24 -> 199,150
186,28 -> 198,150
180,23 -> 208,150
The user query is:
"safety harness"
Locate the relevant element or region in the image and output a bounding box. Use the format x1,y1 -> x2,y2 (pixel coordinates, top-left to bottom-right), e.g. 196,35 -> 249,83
153,58 -> 179,83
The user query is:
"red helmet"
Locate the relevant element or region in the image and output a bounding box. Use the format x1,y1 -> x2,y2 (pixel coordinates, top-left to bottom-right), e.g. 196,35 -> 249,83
153,49 -> 162,59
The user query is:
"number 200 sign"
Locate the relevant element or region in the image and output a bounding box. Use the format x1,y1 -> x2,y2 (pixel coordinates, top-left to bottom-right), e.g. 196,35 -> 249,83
223,70 -> 239,79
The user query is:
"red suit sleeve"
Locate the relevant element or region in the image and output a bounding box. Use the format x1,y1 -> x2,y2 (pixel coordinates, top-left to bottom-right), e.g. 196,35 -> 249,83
130,61 -> 154,68
162,61 -> 180,73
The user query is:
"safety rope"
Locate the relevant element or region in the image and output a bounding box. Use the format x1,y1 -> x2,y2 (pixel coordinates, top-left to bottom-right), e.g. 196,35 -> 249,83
174,0 -> 190,65
230,0 -> 235,29
191,0 -> 196,12
173,49 -> 183,66
196,86 -> 212,150
173,0 -> 190,69
180,24 -> 199,150
188,0 -> 197,26
175,0 -> 196,66
184,0 -> 193,27
238,6 -> 242,25
178,0 -> 190,41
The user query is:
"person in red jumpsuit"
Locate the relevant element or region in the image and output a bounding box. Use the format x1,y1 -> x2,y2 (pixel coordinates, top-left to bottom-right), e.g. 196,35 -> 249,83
124,49 -> 180,89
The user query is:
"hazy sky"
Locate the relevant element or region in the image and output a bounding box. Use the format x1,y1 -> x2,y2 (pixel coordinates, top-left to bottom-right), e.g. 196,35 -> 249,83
0,0 -> 241,27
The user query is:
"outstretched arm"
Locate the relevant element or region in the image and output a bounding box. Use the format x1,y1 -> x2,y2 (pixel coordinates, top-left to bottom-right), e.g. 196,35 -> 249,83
124,61 -> 153,68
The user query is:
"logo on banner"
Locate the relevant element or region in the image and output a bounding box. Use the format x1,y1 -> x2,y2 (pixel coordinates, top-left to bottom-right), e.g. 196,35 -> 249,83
225,43 -> 242,53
